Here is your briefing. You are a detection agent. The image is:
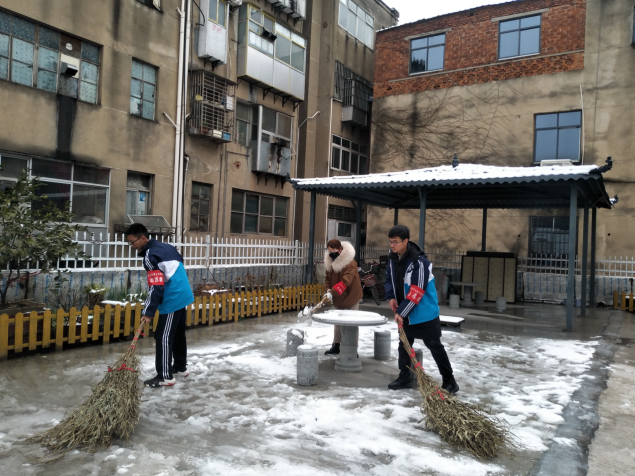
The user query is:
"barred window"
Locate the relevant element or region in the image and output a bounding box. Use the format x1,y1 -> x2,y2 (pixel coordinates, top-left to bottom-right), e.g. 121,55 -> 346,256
334,61 -> 372,110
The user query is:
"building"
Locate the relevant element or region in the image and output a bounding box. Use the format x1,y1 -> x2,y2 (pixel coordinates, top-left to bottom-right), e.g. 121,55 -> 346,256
370,0 -> 631,259
0,0 -> 398,251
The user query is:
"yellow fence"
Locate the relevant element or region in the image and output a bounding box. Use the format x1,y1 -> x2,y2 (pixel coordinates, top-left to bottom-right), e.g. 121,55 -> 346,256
0,284 -> 325,360
613,290 -> 634,312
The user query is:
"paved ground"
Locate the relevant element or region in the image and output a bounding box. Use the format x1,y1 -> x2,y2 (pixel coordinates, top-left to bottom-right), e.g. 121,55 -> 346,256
0,299 -> 632,475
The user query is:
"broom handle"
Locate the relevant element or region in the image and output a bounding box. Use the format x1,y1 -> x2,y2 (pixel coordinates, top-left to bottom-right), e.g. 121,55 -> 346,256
130,321 -> 146,348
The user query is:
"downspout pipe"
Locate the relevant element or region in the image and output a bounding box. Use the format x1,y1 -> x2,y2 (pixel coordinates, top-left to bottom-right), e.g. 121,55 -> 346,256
172,0 -> 186,232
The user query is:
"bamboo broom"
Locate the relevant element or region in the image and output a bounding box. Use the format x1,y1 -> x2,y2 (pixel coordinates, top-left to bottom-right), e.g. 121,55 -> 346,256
28,321 -> 146,462
398,325 -> 516,459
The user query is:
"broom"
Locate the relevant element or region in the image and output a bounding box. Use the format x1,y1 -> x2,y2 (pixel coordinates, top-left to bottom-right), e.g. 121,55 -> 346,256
297,294 -> 332,318
398,325 -> 516,459
28,321 -> 146,462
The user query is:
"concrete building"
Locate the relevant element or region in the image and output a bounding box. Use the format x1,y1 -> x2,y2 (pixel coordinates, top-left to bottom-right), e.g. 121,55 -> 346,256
0,0 -> 398,250
370,0 -> 631,259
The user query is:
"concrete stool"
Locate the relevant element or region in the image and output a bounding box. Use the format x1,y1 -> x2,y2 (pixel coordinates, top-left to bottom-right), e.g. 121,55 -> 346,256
297,345 -> 318,386
474,291 -> 485,305
286,328 -> 304,357
496,297 -> 507,311
409,348 -> 424,388
449,294 -> 460,309
374,330 -> 391,361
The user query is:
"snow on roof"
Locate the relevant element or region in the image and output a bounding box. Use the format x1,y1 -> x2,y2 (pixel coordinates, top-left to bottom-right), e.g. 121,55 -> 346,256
292,163 -> 603,189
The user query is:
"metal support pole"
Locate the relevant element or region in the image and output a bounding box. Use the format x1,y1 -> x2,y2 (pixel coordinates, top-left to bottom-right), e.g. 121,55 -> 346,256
590,207 -> 597,307
418,186 -> 427,250
394,208 -> 399,226
355,201 -> 362,260
581,199 -> 589,316
306,191 -> 316,284
566,183 -> 578,332
482,207 -> 488,252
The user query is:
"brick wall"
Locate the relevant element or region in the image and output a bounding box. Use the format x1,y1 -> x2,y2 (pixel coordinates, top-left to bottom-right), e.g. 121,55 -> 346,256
374,0 -> 586,98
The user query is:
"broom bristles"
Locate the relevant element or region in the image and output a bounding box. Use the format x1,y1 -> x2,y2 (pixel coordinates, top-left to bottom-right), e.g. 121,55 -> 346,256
27,323 -> 146,462
398,326 -> 516,459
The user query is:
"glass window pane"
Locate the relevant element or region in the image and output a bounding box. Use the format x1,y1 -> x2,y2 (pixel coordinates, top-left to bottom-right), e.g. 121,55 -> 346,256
521,15 -> 541,28
428,45 -> 444,70
131,78 -> 142,98
39,27 -> 60,50
130,97 -> 141,115
275,35 -> 291,64
230,212 -> 243,233
131,60 -> 143,79
536,113 -> 558,129
359,156 -> 368,174
72,185 -> 107,224
39,47 -> 58,71
81,42 -> 99,63
349,1 -> 358,14
357,15 -> 365,41
231,190 -> 244,211
347,11 -> 357,35
275,198 -> 287,217
291,33 -> 306,46
0,156 -> 27,178
244,214 -> 258,232
11,60 -> 32,86
341,150 -> 350,171
277,114 -> 292,139
236,119 -> 248,146
75,165 -> 109,185
332,147 -> 340,169
12,38 -> 33,64
499,31 -> 519,58
557,128 -> 581,161
276,23 -> 290,37
236,102 -> 250,120
410,48 -> 427,73
59,75 -> 77,97
127,172 -> 151,189
31,159 -> 71,180
191,183 -> 200,198
81,61 -> 98,83
535,129 -> 558,162
274,217 -> 286,236
365,24 -> 373,48
262,107 -> 276,133
142,101 -> 154,120
250,8 -> 263,24
351,142 -> 359,151
209,0 -> 218,21
37,70 -> 57,92
559,111 -> 581,127
338,1 -> 348,30
360,145 -> 367,154
245,194 -> 259,214
291,43 -> 305,72
519,27 -> 540,55
333,135 -> 341,145
350,153 -> 358,173
259,216 -> 272,233
143,64 -> 156,84
429,34 -> 445,46
190,214 -> 199,230
0,11 -> 10,34
342,139 -> 350,148
80,81 -> 98,103
218,2 -> 226,27
199,198 -> 210,216
125,190 -> 135,216
12,17 -> 35,42
0,57 -> 6,80
338,223 -> 352,237
143,82 -> 155,102
263,16 -> 274,32
411,37 -> 428,49
199,184 -> 210,199
260,196 -> 273,216
32,181 -> 71,213
499,19 -> 519,33
0,34 -> 8,57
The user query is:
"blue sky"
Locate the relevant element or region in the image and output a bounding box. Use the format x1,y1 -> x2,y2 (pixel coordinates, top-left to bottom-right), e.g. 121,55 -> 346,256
381,0 -> 511,25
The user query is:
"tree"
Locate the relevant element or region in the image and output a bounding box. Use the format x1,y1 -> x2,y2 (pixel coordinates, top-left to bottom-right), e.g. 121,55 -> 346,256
0,171 -> 89,306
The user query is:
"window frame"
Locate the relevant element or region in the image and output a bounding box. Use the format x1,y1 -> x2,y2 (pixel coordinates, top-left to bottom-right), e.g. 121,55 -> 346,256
533,110 -> 582,164
190,182 -> 212,232
126,171 -> 153,218
331,135 -> 368,175
130,59 -> 157,121
230,189 -> 289,236
208,0 -> 228,28
337,0 -> 375,50
409,33 -> 446,75
498,14 -> 542,60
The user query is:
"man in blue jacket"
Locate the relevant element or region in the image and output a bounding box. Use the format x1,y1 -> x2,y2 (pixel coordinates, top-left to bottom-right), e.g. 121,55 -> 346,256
384,225 -> 459,393
126,224 -> 195,388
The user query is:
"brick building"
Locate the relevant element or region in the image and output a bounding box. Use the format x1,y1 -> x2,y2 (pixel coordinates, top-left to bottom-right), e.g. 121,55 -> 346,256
368,0 -> 632,259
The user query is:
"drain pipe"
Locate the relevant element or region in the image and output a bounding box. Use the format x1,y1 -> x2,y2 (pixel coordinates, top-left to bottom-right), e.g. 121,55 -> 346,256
172,0 -> 186,232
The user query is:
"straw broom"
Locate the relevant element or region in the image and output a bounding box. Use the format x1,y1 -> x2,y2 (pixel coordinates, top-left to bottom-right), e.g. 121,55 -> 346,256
398,325 -> 515,459
28,322 -> 146,462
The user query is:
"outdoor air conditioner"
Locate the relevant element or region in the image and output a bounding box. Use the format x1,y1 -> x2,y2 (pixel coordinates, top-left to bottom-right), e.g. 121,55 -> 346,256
261,28 -> 277,42
540,159 -> 574,167
228,0 -> 242,6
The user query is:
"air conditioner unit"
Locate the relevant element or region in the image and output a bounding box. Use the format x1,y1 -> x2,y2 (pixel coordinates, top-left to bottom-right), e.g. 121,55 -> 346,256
261,28 -> 277,42
540,159 -> 574,167
228,0 -> 242,6
211,130 -> 224,139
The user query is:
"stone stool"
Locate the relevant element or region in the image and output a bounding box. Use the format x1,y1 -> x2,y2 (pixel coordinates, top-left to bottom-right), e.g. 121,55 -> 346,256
496,297 -> 507,311
409,348 -> 424,388
449,294 -> 460,309
374,330 -> 391,361
474,291 -> 485,305
286,328 -> 304,357
297,345 -> 318,386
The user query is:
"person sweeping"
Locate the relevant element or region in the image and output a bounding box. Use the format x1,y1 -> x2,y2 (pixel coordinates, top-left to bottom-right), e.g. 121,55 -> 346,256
125,223 -> 194,388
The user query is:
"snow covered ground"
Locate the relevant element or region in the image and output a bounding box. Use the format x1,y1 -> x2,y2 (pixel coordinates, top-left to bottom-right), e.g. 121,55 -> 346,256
0,314 -> 599,476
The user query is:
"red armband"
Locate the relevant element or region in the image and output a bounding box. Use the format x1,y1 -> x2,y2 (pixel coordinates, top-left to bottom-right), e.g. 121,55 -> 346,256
332,281 -> 347,295
406,285 -> 424,304
147,270 -> 165,286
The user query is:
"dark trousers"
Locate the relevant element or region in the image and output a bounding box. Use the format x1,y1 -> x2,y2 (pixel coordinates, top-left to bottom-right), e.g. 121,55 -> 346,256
154,307 -> 187,379
398,317 -> 453,379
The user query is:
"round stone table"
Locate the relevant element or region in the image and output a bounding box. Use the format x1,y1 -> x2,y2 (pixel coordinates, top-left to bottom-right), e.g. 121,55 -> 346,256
312,310 -> 387,373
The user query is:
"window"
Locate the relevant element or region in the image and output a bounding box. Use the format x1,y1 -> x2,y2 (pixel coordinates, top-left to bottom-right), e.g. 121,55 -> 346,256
0,155 -> 109,225
338,0 -> 375,49
498,15 -> 541,59
0,11 -> 100,103
246,6 -> 275,55
334,62 -> 372,111
190,182 -> 211,232
274,23 -> 306,73
126,172 -> 152,217
230,190 -> 288,236
235,103 -> 293,147
534,111 -> 582,163
410,34 -> 445,74
332,135 -> 368,174
529,216 -> 572,256
235,101 -> 257,146
209,0 -> 227,28
130,60 -> 156,120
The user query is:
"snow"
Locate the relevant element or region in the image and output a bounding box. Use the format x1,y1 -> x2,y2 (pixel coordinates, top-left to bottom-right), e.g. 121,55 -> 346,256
0,317 -> 600,475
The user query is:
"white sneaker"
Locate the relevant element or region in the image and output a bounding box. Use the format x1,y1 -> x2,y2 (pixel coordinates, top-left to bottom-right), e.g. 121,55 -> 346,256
173,368 -> 190,378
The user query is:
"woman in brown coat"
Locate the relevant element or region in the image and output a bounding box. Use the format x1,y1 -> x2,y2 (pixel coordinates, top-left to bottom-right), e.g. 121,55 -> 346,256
323,239 -> 364,355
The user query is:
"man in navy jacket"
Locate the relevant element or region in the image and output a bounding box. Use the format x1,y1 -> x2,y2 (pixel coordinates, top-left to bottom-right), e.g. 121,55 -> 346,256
126,224 -> 194,388
384,225 -> 459,393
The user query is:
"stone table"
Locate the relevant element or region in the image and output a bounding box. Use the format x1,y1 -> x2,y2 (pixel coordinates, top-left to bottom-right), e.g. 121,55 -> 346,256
312,310 -> 387,373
